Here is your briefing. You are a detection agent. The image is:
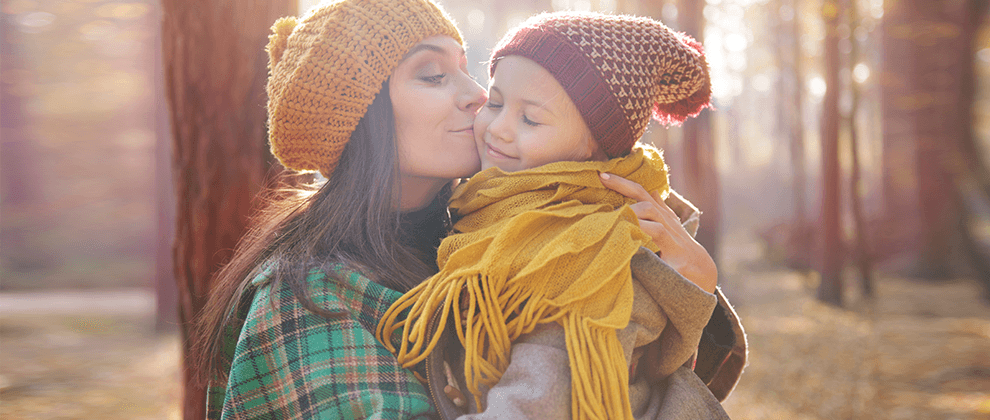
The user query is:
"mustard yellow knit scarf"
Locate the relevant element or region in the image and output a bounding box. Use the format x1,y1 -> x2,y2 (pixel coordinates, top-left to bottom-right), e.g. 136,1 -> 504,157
378,145 -> 668,420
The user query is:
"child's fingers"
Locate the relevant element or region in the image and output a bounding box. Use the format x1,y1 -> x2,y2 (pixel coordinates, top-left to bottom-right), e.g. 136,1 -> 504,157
629,201 -> 688,246
602,172 -> 685,233
629,202 -> 671,243
650,190 -> 666,208
629,201 -> 681,228
636,219 -> 675,257
600,172 -> 658,205
628,201 -> 663,223
444,385 -> 467,407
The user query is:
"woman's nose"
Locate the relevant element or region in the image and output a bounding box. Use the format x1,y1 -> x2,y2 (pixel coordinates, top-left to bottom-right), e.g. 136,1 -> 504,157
459,75 -> 487,114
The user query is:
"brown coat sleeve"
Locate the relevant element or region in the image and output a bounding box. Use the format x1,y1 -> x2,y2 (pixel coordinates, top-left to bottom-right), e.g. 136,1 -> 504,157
624,248 -> 718,379
666,189 -> 748,402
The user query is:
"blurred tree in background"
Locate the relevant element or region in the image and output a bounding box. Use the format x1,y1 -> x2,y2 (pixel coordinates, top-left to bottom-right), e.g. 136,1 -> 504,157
818,0 -> 843,305
678,0 -> 724,272
880,0 -> 984,279
160,0 -> 296,418
879,0 -> 989,283
1,13 -> 43,274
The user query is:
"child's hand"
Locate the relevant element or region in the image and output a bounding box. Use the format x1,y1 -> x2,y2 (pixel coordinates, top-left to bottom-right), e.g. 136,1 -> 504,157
443,361 -> 467,408
444,385 -> 467,408
599,172 -> 718,293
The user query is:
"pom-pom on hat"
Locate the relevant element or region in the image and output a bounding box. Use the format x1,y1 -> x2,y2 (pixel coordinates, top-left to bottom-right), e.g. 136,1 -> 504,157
266,0 -> 462,178
490,12 -> 712,158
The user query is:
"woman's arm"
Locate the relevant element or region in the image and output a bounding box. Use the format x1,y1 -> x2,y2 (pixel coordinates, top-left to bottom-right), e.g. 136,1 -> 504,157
599,172 -> 718,293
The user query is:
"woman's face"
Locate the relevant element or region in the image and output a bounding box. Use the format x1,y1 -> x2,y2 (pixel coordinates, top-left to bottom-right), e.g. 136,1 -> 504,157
474,55 -> 598,172
390,35 -> 486,210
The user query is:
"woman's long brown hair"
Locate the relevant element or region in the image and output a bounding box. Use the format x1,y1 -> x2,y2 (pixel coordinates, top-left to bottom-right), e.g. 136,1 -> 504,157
193,82 -> 443,384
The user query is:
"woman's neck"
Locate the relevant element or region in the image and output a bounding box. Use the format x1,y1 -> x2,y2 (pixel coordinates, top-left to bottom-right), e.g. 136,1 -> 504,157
397,175 -> 449,211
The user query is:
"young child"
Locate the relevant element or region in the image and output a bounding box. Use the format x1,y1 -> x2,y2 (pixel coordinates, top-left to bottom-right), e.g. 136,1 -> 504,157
379,12 -> 734,419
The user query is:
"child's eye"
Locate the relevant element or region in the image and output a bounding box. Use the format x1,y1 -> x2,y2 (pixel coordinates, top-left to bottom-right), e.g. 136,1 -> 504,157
522,115 -> 540,127
486,102 -> 503,110
421,73 -> 446,84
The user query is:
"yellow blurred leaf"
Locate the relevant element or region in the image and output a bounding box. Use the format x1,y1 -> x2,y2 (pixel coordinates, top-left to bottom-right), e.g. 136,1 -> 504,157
94,3 -> 150,20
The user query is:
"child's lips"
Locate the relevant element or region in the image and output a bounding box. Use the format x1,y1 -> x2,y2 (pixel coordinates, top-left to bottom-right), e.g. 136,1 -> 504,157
485,143 -> 515,159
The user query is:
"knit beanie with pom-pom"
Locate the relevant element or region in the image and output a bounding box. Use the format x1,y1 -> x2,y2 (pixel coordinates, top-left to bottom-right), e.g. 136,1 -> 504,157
265,0 -> 462,178
490,12 -> 712,158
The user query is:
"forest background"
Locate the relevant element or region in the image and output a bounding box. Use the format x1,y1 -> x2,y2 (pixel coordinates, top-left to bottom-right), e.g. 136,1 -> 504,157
1,0 -> 989,419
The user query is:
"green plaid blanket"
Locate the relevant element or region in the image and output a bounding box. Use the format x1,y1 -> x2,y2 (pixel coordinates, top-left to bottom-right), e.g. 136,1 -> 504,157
206,265 -> 436,419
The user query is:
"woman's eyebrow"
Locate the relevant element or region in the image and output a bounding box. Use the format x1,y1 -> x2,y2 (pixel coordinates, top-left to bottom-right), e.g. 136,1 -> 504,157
403,43 -> 464,60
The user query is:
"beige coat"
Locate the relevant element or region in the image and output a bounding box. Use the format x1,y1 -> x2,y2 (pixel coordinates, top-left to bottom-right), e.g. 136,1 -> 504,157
425,192 -> 747,419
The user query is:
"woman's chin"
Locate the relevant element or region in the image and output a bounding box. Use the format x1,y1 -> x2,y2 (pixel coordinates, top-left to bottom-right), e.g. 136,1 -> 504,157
456,155 -> 483,178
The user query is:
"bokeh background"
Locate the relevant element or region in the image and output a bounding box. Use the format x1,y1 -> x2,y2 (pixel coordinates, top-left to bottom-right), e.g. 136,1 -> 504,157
1,0 -> 988,418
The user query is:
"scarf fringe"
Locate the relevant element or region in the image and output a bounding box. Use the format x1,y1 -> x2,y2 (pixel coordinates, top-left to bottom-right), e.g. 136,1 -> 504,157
379,271 -> 635,418
564,314 -> 633,420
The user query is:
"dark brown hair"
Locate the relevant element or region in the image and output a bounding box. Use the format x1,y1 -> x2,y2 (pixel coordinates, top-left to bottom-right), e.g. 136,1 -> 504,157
194,82 -> 444,384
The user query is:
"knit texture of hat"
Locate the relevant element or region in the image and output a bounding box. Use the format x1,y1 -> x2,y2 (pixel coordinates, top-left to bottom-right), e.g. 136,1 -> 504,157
490,12 -> 712,158
266,0 -> 462,178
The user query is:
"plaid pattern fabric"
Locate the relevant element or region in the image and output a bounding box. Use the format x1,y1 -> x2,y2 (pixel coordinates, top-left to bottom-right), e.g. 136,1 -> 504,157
207,266 -> 436,420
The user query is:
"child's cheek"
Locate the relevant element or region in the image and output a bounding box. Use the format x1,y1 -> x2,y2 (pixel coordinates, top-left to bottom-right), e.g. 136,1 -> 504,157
473,108 -> 490,143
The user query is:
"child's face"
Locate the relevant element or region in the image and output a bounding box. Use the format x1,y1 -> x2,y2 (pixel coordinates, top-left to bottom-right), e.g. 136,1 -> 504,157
474,55 -> 598,172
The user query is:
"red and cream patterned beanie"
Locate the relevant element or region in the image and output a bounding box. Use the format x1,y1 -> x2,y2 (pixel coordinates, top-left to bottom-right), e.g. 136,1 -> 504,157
490,12 -> 712,158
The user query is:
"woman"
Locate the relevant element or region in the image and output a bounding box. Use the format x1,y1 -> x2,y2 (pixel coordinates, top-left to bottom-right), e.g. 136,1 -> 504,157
196,0 -> 743,418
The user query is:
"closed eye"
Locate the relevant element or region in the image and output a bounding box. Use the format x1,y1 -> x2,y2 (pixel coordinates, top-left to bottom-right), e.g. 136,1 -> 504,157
522,115 -> 540,126
421,73 -> 446,84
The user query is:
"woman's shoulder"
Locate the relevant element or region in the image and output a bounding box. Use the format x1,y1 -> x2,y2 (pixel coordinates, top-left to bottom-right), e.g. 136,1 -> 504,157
245,262 -> 404,331
211,262 -> 435,420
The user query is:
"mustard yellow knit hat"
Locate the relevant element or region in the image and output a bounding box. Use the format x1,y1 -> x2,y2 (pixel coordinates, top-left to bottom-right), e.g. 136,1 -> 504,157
266,0 -> 462,178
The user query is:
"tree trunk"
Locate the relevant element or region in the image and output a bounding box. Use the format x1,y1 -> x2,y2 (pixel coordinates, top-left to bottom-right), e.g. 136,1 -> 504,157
774,0 -> 811,270
879,0 -> 989,279
154,5 -> 178,334
0,15 -> 33,207
161,1 -> 296,418
909,0 -> 956,278
818,0 -> 844,306
678,0 -> 721,266
956,2 -> 990,197
909,0 -> 973,279
0,13 -> 40,272
955,0 -> 990,293
788,0 -> 810,269
879,0 -> 921,261
773,0 -> 789,179
846,0 -> 875,298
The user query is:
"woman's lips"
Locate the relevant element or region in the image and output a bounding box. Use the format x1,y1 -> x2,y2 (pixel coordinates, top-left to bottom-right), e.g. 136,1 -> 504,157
452,127 -> 474,136
485,143 -> 515,159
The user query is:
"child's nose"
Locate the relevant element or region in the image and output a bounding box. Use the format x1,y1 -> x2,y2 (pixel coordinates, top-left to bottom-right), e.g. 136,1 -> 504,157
487,110 -> 512,143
